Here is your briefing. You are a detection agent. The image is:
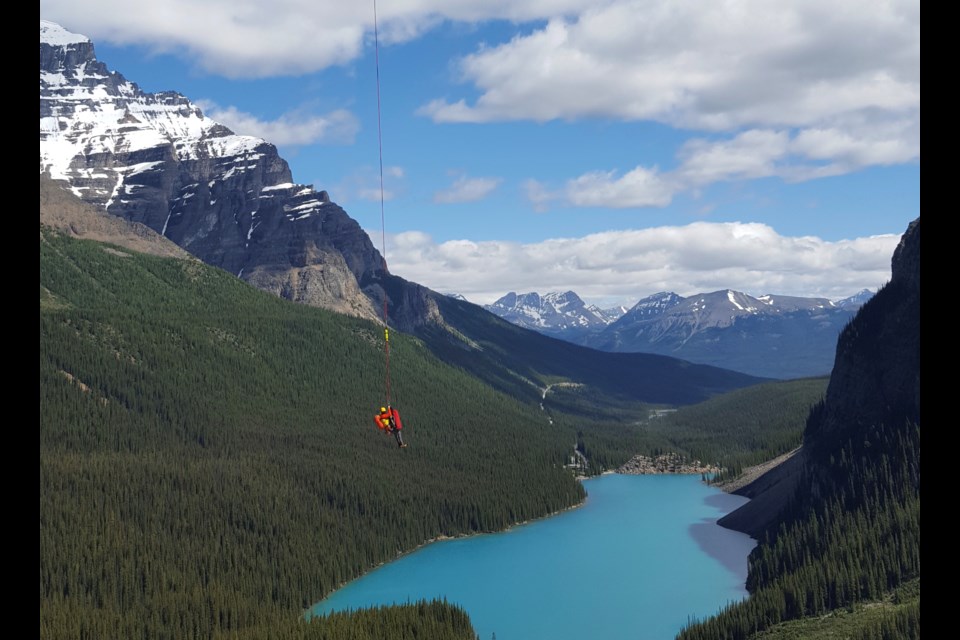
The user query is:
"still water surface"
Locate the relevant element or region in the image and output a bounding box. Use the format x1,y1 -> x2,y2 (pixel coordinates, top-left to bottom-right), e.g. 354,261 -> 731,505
311,474 -> 755,640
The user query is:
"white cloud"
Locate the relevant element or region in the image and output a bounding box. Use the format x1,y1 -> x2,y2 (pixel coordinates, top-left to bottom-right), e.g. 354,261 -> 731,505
43,0 -> 919,144
198,101 -> 359,145
523,179 -> 555,212
419,0 -> 919,188
676,130 -> 790,185
421,0 -> 919,131
44,1 -> 367,77
355,166 -> 405,201
538,122 -> 920,210
788,115 -> 920,169
41,0 -> 919,206
40,0 -> 594,77
384,222 -> 900,305
565,166 -> 673,208
358,187 -> 396,202
433,175 -> 502,204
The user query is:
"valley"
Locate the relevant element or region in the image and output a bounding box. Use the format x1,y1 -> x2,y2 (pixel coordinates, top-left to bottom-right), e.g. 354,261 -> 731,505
39,17 -> 919,640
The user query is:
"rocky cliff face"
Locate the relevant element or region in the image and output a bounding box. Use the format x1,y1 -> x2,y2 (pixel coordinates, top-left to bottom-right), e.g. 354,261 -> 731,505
806,217 -> 920,455
720,217 -> 920,536
40,20 -> 385,321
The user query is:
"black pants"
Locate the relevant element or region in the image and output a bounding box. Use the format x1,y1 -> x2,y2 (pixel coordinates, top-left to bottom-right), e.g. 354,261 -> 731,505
391,428 -> 405,447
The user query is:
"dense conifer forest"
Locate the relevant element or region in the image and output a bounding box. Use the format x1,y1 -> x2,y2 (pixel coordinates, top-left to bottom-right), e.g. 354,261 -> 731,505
40,229 -> 583,638
678,416 -> 920,639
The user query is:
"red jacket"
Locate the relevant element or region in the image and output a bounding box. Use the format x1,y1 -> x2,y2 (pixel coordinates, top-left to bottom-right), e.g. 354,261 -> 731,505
389,407 -> 403,430
374,407 -> 403,431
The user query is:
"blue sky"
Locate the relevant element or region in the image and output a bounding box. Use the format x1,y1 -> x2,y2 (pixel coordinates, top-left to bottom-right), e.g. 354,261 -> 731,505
40,1 -> 919,306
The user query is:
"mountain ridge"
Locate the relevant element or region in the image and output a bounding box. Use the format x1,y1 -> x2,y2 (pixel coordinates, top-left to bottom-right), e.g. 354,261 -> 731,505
484,290 -> 621,339
485,287 -> 871,378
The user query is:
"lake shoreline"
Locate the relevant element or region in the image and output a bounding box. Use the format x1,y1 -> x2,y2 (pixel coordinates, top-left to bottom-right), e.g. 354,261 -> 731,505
307,489 -> 589,617
714,447 -> 801,493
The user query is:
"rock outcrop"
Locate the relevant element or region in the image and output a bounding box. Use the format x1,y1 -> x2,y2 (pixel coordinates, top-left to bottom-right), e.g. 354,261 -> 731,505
617,453 -> 719,475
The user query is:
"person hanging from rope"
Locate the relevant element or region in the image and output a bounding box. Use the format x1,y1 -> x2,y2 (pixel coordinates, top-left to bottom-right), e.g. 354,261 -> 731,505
370,3 -> 406,453
374,405 -> 407,448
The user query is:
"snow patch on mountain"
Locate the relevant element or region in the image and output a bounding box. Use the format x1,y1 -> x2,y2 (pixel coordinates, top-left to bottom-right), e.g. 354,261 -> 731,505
834,289 -> 874,309
40,20 -> 89,46
40,19 -> 270,205
485,291 -> 621,336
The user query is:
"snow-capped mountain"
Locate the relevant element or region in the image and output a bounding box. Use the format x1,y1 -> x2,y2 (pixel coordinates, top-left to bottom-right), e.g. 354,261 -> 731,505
37,21 -> 869,382
594,289 -> 842,343
485,291 -> 621,339
40,20 -> 411,323
581,289 -> 862,378
835,289 -> 875,309
485,286 -> 869,378
614,292 -> 685,321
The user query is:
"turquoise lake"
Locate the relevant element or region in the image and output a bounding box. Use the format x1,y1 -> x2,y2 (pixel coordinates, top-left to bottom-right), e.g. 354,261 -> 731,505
310,474 -> 755,639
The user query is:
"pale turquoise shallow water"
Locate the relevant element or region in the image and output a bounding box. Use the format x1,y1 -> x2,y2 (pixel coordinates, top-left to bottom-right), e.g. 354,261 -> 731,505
310,474 -> 755,640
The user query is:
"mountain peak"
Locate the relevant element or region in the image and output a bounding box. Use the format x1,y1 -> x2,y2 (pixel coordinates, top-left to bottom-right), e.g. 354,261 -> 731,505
40,21 -> 386,322
834,288 -> 875,310
40,20 -> 90,46
621,291 -> 684,318
486,290 -> 618,336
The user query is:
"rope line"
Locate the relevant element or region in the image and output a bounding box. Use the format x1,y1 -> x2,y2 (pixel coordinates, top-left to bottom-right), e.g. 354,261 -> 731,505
373,0 -> 391,406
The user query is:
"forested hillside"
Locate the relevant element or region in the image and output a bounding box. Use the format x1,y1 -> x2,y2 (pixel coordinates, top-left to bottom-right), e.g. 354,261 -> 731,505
40,228 -> 584,638
679,218 -> 920,640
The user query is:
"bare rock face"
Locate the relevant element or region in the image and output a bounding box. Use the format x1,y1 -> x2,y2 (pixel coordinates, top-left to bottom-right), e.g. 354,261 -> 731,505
40,173 -> 192,260
362,273 -> 445,333
807,217 -> 920,453
245,260 -> 377,320
40,20 -> 385,323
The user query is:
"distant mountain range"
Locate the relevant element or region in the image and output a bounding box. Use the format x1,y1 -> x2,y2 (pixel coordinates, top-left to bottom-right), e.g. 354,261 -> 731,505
486,288 -> 874,379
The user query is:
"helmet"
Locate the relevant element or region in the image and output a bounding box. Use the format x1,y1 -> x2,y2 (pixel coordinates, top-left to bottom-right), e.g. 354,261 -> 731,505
380,407 -> 387,413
